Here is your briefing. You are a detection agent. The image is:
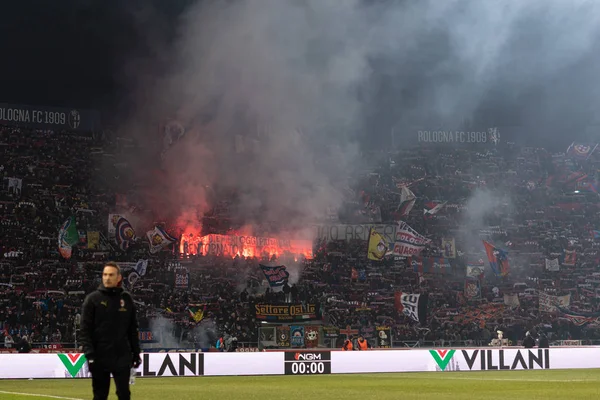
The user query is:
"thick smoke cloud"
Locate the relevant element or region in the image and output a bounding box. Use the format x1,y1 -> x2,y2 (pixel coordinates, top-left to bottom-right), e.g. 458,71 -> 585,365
121,0 -> 600,230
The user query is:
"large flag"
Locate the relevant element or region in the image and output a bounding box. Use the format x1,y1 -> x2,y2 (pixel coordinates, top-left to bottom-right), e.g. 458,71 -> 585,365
424,201 -> 446,217
394,292 -> 428,324
134,259 -> 148,276
566,142 -> 598,160
392,222 -> 430,256
557,307 -> 600,326
259,264 -> 289,287
146,226 -> 177,254
396,186 -> 416,218
58,216 -> 79,259
367,228 -> 388,261
114,216 -> 136,251
483,240 -> 509,276
188,304 -> 205,323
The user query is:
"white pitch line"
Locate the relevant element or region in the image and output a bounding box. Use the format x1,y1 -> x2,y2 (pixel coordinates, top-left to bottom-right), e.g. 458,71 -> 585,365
0,390 -> 84,400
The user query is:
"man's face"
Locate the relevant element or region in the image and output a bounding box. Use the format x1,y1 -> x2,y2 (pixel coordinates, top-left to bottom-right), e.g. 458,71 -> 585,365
102,266 -> 121,288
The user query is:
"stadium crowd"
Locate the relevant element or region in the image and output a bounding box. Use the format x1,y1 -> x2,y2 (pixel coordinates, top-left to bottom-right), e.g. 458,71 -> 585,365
1,123 -> 600,353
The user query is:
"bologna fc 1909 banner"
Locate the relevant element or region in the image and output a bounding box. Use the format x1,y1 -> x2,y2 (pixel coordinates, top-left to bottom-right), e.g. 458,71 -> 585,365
0,103 -> 100,132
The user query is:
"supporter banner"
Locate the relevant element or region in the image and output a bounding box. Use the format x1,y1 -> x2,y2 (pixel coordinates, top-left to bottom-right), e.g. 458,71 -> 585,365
304,326 -> 320,348
5,348 -> 600,378
394,292 -> 428,324
410,257 -> 451,274
174,267 -> 189,290
464,278 -> 481,300
87,231 -> 100,250
367,228 -> 388,261
0,103 -> 100,131
259,327 -> 276,344
314,224 -> 397,243
375,326 -> 392,348
441,238 -> 456,258
254,303 -> 321,322
451,303 -> 504,327
189,234 -> 313,259
563,250 -> 577,266
560,340 -> 582,346
290,326 -> 305,347
276,326 -> 290,347
539,291 -> 571,313
503,294 -> 520,308
322,326 -> 339,338
545,258 -> 560,271
259,264 -> 289,287
5,177 -> 22,195
393,222 -> 430,256
466,264 -> 485,279
139,330 -> 158,343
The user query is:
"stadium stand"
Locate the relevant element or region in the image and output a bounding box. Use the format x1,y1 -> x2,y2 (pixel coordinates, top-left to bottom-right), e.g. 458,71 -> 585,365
1,123 -> 600,354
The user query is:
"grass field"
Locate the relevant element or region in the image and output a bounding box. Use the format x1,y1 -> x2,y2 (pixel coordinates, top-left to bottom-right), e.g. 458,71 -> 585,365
0,369 -> 599,400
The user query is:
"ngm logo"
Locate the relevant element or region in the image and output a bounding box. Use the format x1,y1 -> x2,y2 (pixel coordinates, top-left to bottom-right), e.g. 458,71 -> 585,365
294,353 -> 322,361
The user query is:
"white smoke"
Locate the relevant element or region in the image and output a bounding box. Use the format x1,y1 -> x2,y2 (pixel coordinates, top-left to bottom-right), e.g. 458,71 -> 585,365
460,188 -> 512,254
149,316 -> 179,348
119,0 -> 600,230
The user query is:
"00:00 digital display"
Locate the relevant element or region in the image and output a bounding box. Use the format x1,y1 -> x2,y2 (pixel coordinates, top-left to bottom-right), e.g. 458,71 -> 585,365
290,361 -> 325,374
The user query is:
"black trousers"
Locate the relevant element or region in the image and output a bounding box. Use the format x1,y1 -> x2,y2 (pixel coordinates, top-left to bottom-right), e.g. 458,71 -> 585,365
91,365 -> 131,400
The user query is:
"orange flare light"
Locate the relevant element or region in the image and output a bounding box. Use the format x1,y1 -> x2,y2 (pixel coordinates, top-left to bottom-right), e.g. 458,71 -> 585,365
179,233 -> 313,260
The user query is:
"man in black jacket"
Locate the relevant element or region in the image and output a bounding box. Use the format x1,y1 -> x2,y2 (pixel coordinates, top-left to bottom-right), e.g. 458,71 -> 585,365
80,262 -> 141,400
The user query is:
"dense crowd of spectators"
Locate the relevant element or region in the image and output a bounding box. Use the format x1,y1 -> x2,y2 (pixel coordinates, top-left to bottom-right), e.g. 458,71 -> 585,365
2,124 -> 600,352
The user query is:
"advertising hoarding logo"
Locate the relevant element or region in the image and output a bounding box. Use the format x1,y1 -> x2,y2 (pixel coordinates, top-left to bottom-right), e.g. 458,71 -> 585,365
284,351 -> 331,375
57,353 -> 87,378
429,349 -> 456,371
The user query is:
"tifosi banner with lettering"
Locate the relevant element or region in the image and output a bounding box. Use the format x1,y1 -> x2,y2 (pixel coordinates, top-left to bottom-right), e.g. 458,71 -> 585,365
314,224 -> 397,243
254,303 -> 321,322
0,103 -> 100,132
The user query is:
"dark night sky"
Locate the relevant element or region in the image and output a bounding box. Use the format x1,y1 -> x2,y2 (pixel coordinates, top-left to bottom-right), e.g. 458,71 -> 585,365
1,0 -> 598,149
0,0 -> 191,113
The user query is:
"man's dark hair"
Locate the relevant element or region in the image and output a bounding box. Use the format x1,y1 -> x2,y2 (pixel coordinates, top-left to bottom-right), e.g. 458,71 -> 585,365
103,261 -> 121,275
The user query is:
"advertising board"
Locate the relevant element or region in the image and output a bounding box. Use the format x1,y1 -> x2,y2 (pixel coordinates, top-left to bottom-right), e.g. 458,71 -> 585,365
1,348 -> 599,379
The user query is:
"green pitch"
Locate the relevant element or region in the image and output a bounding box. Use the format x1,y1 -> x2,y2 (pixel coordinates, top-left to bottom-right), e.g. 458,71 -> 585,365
0,369 -> 599,400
